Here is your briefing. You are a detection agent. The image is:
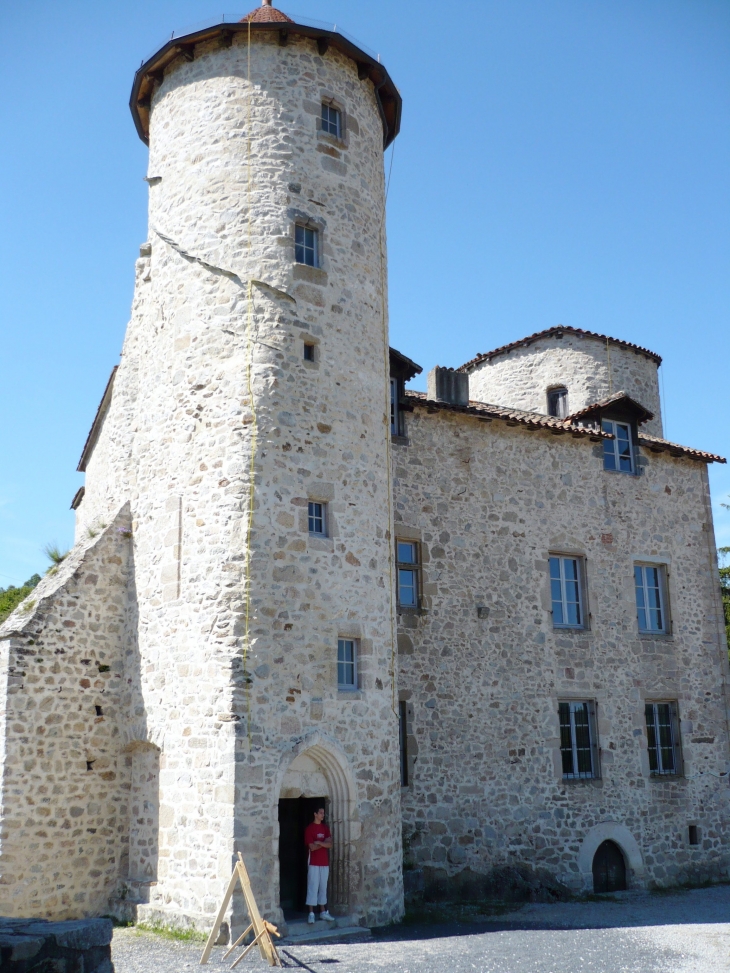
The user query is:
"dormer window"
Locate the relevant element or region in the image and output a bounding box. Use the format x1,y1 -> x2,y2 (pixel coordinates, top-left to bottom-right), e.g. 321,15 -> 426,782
602,419 -> 634,473
547,387 -> 568,418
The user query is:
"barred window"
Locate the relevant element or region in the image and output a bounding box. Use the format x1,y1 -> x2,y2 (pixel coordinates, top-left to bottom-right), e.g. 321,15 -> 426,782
559,700 -> 599,780
396,541 -> 419,609
634,564 -> 668,634
602,419 -> 634,473
549,555 -> 585,628
337,638 -> 357,691
295,224 -> 319,267
308,501 -> 326,537
645,701 -> 682,776
321,103 -> 342,138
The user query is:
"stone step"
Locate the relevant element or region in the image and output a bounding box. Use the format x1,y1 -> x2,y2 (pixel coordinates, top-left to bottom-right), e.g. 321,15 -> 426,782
279,915 -> 371,945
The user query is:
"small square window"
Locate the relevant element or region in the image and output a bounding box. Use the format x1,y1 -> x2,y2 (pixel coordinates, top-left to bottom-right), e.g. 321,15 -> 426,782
337,638 -> 357,690
321,103 -> 342,139
308,501 -> 326,537
396,541 -> 420,609
549,555 -> 585,628
547,387 -> 568,418
634,564 -> 668,634
295,224 -> 319,267
559,700 -> 599,780
304,343 -> 316,362
602,419 -> 634,473
645,701 -> 682,776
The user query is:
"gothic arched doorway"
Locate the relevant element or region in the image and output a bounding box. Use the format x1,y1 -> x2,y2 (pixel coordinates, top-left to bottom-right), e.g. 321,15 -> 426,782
592,840 -> 627,893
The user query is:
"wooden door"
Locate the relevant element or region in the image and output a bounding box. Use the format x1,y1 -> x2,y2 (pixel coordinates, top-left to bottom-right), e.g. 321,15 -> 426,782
592,840 -> 627,893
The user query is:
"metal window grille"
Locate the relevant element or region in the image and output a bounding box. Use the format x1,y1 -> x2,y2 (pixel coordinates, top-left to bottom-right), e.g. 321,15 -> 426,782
547,388 -> 568,418
602,419 -> 634,473
396,541 -> 419,608
321,103 -> 342,138
559,700 -> 598,779
308,501 -> 326,536
337,638 -> 357,690
645,701 -> 681,775
295,224 -> 318,267
634,564 -> 667,633
398,700 -> 409,786
549,556 -> 583,627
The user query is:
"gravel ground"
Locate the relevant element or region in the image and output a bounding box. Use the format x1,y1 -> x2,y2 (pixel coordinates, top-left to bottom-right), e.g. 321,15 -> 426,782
112,884 -> 730,973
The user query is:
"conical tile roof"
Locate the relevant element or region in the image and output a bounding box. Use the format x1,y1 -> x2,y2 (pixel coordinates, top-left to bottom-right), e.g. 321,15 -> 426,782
240,0 -> 293,23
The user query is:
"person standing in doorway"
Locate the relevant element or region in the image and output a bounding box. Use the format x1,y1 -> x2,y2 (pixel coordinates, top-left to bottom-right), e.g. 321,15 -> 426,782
304,806 -> 335,924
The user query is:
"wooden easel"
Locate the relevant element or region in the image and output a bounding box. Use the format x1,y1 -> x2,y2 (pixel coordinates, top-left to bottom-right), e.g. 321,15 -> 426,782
200,852 -> 282,968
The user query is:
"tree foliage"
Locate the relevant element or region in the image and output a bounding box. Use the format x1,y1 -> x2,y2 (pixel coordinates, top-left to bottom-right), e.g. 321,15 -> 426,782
719,546 -> 730,660
0,574 -> 41,624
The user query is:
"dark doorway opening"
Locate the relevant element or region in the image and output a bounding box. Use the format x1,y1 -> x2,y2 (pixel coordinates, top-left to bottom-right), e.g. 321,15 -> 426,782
592,840 -> 627,893
278,796 -> 328,919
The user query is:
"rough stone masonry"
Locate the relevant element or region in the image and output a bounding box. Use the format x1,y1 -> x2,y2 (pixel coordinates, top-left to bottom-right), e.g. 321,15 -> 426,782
1,0 -> 728,937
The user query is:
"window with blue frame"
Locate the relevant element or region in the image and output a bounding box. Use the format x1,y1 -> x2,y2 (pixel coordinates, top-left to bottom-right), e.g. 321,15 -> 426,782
295,224 -> 319,267
396,541 -> 419,608
602,419 -> 634,473
308,501 -> 326,537
337,638 -> 357,690
634,564 -> 668,634
550,555 -> 584,628
321,103 -> 342,138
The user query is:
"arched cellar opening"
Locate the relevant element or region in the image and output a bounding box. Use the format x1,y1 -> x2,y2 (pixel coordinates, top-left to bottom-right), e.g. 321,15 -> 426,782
592,840 -> 627,893
277,746 -> 353,920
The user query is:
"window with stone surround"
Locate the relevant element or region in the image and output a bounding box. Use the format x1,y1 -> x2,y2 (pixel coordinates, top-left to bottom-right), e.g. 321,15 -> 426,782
337,638 -> 358,691
549,555 -> 586,629
547,387 -> 568,418
634,563 -> 669,634
645,701 -> 682,776
308,501 -> 327,537
396,541 -> 420,609
602,419 -> 635,473
321,102 -> 342,139
559,700 -> 599,780
295,223 -> 319,267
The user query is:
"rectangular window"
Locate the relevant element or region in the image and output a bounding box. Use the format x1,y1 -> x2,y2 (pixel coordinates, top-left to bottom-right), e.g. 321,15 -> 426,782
390,378 -> 401,436
645,701 -> 681,776
398,700 -> 409,786
688,825 -> 699,845
396,541 -> 420,608
547,387 -> 568,418
634,564 -> 668,634
321,103 -> 342,138
308,501 -> 326,537
295,224 -> 319,267
549,555 -> 584,628
602,419 -> 634,473
559,700 -> 599,779
337,638 -> 357,690
303,342 -> 315,362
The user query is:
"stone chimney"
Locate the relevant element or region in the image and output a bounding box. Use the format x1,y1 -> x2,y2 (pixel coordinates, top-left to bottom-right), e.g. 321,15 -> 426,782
427,366 -> 469,406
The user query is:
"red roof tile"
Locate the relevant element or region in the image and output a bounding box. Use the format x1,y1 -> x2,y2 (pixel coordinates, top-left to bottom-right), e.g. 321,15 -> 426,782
567,391 -> 654,425
240,1 -> 293,23
459,326 -> 662,371
638,434 -> 726,465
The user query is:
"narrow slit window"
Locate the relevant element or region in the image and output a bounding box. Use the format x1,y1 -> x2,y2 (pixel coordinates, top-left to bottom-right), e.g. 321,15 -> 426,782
303,342 -> 316,362
308,501 -> 326,537
321,103 -> 342,138
398,700 -> 409,786
295,224 -> 319,267
645,701 -> 681,776
634,564 -> 667,634
337,638 -> 357,690
396,541 -> 419,608
549,555 -> 584,628
602,419 -> 634,473
390,378 -> 401,436
559,700 -> 599,779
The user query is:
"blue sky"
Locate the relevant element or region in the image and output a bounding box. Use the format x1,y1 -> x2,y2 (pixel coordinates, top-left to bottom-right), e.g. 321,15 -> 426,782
1,0 -> 728,586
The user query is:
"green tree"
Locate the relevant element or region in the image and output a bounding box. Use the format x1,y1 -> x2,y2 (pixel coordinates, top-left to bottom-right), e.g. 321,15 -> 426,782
720,546 -> 730,660
0,574 -> 41,624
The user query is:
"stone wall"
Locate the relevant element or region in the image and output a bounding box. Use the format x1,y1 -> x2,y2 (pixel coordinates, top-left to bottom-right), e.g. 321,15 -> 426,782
74,27 -> 403,930
466,333 -> 664,436
0,510 -> 132,918
0,916 -> 113,973
394,402 -> 729,894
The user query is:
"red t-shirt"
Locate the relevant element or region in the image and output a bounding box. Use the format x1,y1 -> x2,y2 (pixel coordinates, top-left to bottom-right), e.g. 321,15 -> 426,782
304,822 -> 331,866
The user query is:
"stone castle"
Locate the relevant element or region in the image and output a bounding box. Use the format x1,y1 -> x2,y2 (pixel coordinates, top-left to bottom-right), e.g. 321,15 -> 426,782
1,0 -> 728,935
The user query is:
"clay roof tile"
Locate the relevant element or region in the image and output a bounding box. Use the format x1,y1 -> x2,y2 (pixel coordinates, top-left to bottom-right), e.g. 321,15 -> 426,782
240,0 -> 294,23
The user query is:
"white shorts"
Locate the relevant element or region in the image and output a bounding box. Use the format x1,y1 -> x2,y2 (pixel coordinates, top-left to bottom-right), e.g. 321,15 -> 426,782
306,865 -> 329,907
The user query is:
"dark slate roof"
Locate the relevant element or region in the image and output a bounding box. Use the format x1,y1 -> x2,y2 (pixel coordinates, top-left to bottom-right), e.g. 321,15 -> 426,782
568,391 -> 654,426
77,367 -> 117,473
390,347 -> 423,380
459,326 -> 662,371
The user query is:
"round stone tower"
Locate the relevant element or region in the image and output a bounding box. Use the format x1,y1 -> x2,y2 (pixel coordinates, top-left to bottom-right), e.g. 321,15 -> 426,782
78,1 -> 404,931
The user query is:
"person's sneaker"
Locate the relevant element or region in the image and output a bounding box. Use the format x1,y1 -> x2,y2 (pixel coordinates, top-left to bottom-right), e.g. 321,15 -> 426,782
307,912 -> 315,925
319,911 -> 335,922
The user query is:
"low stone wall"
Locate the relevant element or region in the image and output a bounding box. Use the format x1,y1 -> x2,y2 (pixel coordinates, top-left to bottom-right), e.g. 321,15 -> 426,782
0,916 -> 113,972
